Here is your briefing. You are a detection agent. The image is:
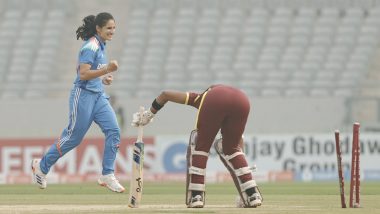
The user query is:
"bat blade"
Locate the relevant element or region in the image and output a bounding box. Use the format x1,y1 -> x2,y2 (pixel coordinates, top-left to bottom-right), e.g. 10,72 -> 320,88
128,141 -> 144,208
128,107 -> 145,208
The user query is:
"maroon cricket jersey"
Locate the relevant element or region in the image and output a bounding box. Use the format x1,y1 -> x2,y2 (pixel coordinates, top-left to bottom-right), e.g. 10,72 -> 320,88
185,87 -> 211,109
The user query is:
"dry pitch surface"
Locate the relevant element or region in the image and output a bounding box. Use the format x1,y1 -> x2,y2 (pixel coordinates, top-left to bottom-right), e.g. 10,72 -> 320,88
0,182 -> 379,214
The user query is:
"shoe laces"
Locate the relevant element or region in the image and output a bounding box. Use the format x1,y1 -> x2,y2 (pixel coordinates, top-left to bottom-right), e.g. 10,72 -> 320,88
108,174 -> 121,184
249,193 -> 261,201
34,165 -> 46,178
38,172 -> 47,179
192,195 -> 202,202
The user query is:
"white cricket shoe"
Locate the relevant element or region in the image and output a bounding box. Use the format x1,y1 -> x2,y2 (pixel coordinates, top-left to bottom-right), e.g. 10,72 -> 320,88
97,174 -> 125,193
236,192 -> 262,208
188,195 -> 204,208
31,159 -> 47,189
248,192 -> 262,208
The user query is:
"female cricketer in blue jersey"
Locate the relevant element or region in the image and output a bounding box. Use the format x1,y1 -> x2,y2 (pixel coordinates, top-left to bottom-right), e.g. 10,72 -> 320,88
32,12 -> 125,193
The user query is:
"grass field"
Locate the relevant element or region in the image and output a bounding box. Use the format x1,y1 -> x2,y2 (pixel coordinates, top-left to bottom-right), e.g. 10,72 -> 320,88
0,181 -> 379,214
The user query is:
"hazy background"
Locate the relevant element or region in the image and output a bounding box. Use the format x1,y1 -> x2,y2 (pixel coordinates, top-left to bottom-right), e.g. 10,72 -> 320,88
0,0 -> 379,138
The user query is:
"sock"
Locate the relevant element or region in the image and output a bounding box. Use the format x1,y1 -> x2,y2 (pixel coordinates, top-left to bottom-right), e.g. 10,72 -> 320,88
192,191 -> 202,197
246,187 -> 257,196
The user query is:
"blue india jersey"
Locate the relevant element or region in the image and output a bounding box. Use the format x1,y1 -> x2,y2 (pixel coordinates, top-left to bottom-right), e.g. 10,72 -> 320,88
74,34 -> 107,92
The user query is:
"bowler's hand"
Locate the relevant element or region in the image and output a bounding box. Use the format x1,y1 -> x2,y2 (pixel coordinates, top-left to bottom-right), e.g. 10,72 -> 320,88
107,60 -> 118,73
102,74 -> 113,85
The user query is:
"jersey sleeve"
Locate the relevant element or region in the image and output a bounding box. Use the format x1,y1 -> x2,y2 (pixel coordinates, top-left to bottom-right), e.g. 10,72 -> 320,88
186,92 -> 202,109
79,38 -> 100,65
79,48 -> 97,65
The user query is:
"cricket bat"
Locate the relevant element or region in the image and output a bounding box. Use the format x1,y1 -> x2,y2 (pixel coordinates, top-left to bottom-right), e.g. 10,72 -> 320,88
128,107 -> 145,208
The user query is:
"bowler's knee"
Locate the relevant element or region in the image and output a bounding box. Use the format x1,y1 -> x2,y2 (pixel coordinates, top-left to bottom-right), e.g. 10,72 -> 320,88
105,127 -> 121,138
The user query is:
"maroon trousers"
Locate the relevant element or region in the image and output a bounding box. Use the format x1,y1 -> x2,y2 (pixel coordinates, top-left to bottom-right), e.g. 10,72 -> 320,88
192,85 -> 253,184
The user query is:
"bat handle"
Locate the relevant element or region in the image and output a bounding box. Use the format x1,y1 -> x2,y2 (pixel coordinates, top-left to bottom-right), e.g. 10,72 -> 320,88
137,106 -> 144,142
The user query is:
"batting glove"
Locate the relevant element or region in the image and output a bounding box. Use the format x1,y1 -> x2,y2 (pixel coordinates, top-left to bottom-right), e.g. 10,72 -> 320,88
131,109 -> 155,127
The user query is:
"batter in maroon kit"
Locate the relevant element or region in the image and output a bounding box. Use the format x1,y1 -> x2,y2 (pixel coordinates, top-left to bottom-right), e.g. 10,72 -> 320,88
132,84 -> 262,208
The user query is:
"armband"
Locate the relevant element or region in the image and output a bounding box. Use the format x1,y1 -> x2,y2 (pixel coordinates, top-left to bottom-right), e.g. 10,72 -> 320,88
152,99 -> 163,111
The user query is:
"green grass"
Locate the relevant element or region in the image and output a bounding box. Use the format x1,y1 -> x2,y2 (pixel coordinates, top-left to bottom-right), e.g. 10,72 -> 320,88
0,181 -> 379,213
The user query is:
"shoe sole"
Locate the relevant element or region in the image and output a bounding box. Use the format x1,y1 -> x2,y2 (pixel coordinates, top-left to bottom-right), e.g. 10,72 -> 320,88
97,179 -> 125,193
249,200 -> 262,208
31,161 -> 36,184
188,201 -> 204,208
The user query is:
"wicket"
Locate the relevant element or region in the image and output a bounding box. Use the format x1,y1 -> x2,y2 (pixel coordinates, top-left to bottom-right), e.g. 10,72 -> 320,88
335,122 -> 361,208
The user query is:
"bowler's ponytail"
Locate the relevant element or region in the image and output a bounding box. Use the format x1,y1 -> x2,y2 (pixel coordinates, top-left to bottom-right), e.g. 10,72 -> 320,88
76,15 -> 96,40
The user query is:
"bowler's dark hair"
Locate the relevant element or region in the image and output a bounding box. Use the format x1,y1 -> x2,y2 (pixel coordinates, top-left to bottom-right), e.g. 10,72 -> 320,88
76,12 -> 114,40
